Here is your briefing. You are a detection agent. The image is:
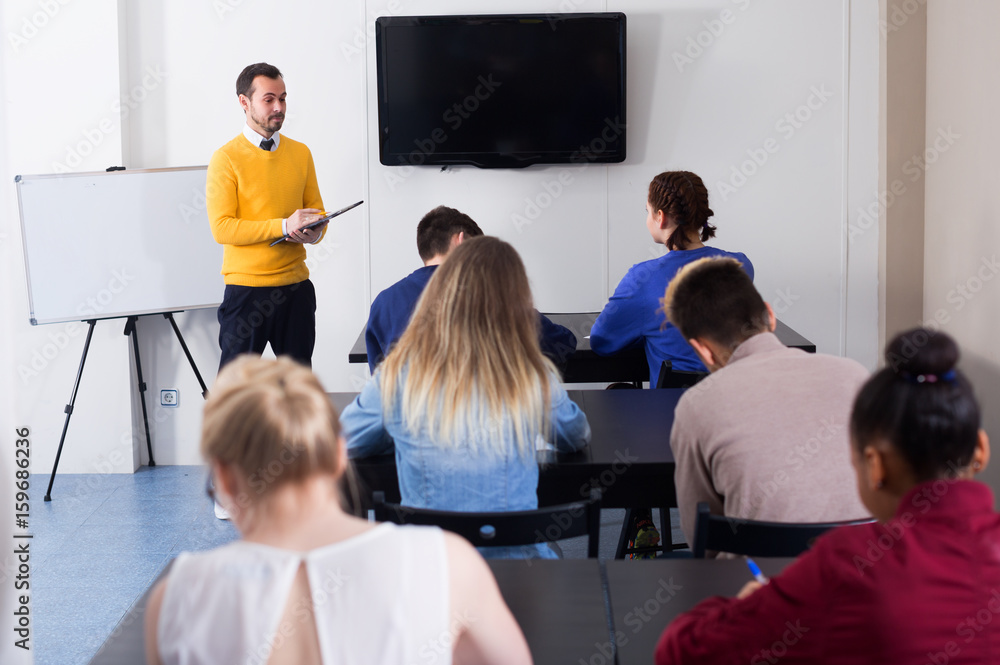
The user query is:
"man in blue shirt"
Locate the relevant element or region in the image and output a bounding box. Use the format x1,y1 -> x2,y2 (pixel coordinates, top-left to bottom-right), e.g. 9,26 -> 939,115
365,206 -> 577,372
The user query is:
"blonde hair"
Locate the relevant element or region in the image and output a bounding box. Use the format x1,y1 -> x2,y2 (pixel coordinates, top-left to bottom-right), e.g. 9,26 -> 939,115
201,356 -> 342,494
379,236 -> 554,457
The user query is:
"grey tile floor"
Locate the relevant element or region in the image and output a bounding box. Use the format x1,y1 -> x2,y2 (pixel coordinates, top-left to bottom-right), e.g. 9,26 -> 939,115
30,466 -> 238,665
30,465 -> 683,665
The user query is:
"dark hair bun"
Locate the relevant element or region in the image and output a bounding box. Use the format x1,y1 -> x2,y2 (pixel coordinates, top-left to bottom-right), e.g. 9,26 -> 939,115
885,328 -> 959,377
853,326 -> 979,480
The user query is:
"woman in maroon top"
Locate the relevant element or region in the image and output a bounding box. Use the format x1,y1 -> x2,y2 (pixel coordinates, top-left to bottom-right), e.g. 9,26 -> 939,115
656,328 -> 997,664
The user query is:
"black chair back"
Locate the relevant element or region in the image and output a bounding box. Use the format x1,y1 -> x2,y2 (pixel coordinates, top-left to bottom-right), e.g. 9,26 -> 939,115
692,502 -> 875,558
373,488 -> 603,558
656,360 -> 708,390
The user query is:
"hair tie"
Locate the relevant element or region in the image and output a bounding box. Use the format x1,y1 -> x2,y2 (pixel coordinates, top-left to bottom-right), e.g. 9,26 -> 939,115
897,369 -> 956,385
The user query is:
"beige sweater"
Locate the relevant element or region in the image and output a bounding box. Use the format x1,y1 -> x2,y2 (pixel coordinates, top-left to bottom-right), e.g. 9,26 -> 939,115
670,332 -> 870,547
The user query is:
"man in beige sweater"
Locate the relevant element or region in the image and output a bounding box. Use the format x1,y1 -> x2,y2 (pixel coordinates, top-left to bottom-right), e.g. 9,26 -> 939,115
663,257 -> 870,547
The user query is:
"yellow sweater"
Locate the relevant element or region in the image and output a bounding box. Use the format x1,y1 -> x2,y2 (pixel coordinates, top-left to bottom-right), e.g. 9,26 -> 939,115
206,134 -> 325,286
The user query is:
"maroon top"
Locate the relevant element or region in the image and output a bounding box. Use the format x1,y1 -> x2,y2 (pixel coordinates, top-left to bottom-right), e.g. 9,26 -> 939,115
656,480 -> 1000,664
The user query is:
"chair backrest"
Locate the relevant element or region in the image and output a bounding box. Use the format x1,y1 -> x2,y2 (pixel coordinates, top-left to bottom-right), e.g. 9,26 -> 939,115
373,488 -> 603,558
692,502 -> 875,558
656,360 -> 708,390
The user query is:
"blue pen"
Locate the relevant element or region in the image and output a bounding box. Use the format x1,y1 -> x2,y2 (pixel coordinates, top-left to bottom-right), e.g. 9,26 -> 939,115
746,557 -> 769,584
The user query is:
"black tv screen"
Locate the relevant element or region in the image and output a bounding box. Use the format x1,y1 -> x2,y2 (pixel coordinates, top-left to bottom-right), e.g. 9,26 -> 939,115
375,13 -> 626,169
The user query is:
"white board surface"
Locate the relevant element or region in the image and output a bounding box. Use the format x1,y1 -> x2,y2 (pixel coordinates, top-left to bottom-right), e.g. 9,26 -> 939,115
16,167 -> 224,325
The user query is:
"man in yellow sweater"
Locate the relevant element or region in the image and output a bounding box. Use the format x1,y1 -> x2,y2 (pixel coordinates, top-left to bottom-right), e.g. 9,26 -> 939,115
207,62 -> 327,369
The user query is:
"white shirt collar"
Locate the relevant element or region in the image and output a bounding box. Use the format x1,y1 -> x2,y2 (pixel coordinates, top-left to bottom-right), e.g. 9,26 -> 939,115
243,123 -> 280,151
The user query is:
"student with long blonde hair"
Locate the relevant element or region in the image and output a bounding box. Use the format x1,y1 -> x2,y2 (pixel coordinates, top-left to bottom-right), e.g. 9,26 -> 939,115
341,236 -> 591,558
145,356 -> 531,664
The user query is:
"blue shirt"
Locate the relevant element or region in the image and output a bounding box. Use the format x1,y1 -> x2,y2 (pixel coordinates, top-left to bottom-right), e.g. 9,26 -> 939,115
340,370 -> 591,558
365,266 -> 437,371
365,264 -> 578,372
590,246 -> 754,382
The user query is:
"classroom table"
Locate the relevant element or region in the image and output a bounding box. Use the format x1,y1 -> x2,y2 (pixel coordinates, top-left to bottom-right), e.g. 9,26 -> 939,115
334,388 -> 682,511
604,557 -> 794,665
348,312 -> 816,384
490,560 -> 613,664
89,557 -> 794,665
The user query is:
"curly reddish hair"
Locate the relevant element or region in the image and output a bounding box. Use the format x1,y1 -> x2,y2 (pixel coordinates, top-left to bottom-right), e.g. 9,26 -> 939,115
648,171 -> 717,250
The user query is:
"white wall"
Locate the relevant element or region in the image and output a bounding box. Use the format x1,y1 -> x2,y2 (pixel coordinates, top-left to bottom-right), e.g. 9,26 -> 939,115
2,0 -> 880,471
2,0 -> 137,484
925,0 -> 1000,500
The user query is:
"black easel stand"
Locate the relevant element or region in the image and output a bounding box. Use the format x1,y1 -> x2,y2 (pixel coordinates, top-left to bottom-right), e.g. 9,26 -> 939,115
164,312 -> 209,399
124,316 -> 156,468
44,312 -> 210,501
44,320 -> 96,501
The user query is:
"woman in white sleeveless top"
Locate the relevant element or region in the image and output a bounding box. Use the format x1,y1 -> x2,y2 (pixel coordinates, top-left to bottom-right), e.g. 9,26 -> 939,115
144,356 -> 531,665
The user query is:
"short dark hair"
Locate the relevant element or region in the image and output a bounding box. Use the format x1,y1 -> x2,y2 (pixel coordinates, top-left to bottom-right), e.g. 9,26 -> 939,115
236,63 -> 283,99
416,206 -> 484,262
851,328 -> 980,481
661,257 -> 767,351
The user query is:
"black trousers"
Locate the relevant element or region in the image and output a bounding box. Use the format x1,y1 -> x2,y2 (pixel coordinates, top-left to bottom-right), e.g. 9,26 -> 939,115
217,279 -> 316,370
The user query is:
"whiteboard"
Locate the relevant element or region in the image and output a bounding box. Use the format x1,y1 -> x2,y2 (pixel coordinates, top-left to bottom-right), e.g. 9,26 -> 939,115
16,167 -> 224,325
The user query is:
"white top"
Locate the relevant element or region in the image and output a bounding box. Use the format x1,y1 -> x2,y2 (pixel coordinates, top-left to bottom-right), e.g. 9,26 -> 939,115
242,123 -> 288,235
243,122 -> 281,150
157,523 -> 451,665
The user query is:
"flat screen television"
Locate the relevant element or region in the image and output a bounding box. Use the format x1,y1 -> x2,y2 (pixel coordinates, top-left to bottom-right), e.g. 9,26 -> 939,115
375,13 -> 626,169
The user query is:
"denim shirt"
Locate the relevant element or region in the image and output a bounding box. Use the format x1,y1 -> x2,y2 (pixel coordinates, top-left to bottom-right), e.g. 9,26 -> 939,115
340,371 -> 591,557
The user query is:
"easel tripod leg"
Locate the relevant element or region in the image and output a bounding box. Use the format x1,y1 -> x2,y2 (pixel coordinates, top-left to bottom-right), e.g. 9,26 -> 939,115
125,316 -> 155,466
45,320 -> 96,502
163,312 -> 209,399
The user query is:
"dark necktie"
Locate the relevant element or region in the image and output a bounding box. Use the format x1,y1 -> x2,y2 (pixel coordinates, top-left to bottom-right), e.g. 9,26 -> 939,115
260,138 -> 274,151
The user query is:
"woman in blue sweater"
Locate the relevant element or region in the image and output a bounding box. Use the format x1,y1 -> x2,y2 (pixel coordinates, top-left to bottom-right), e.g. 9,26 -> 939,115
591,171 -> 753,383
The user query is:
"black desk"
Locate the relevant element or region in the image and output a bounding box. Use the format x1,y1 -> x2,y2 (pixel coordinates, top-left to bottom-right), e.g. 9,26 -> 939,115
337,388 -> 682,511
490,560 -> 612,664
348,312 -> 816,384
91,557 -> 793,665
605,558 -> 794,665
